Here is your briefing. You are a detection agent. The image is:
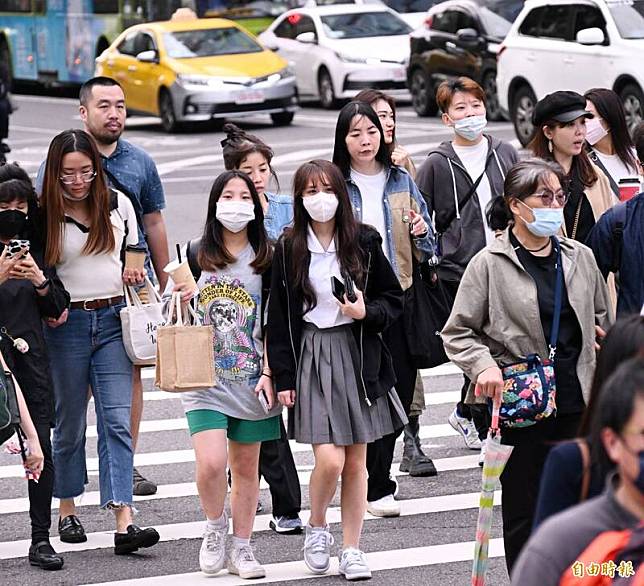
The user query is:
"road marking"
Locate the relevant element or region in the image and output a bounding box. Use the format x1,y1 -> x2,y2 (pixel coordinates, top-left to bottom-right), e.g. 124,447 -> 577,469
85,540 -> 505,585
0,492 -> 501,559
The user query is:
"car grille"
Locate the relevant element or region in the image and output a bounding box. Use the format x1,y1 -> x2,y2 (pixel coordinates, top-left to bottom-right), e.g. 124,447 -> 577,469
343,79 -> 407,91
184,98 -> 292,116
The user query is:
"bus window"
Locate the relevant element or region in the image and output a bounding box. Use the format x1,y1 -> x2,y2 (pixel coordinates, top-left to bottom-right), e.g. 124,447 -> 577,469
93,0 -> 119,13
0,0 -> 31,12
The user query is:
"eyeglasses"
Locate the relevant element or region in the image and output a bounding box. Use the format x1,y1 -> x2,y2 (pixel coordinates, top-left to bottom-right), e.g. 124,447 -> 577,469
59,171 -> 96,185
528,189 -> 569,206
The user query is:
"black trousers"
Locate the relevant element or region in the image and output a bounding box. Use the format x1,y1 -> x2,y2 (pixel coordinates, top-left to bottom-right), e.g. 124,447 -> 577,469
259,417 -> 301,517
500,412 -> 582,575
0,98 -> 9,140
29,421 -> 55,543
366,317 -> 416,502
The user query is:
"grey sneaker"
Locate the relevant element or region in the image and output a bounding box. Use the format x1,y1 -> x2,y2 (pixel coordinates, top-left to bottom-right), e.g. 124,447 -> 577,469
270,515 -> 303,535
339,548 -> 372,581
227,543 -> 266,579
303,525 -> 334,574
132,467 -> 157,496
448,407 -> 482,450
199,514 -> 228,575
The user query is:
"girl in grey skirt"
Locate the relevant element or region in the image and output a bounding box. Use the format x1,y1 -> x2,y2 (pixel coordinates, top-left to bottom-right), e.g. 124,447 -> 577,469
268,160 -> 406,581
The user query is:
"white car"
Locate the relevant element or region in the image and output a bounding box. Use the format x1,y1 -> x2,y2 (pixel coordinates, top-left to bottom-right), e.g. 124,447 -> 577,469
259,4 -> 413,108
497,0 -> 644,146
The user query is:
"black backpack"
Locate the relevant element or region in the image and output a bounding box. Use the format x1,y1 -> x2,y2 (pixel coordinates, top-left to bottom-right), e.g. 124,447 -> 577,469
609,201 -> 628,273
0,365 -> 25,455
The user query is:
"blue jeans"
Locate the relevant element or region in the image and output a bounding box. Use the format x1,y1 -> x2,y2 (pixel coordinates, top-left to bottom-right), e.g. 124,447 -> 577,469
44,304 -> 133,508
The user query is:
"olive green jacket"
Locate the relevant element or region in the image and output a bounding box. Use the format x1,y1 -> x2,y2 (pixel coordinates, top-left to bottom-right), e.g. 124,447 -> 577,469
441,229 -> 613,405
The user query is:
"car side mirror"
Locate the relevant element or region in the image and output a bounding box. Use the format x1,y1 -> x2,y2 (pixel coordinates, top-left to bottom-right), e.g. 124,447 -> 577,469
295,32 -> 317,44
456,28 -> 480,47
136,50 -> 158,63
576,27 -> 605,45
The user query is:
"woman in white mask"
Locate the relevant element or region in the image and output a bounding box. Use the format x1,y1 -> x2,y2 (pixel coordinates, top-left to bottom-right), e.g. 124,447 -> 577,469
268,160 -> 405,581
166,170 -> 278,579
584,88 -> 639,198
442,158 -> 613,576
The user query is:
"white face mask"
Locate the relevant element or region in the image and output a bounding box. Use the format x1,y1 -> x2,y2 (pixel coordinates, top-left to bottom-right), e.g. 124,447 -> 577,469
302,192 -> 339,223
585,116 -> 609,146
215,200 -> 255,233
451,115 -> 487,141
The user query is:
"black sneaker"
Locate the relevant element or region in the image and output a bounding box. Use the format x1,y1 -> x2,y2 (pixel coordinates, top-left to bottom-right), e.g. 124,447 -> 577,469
28,541 -> 64,571
114,524 -> 160,555
0,142 -> 10,154
58,515 -> 87,543
133,467 -> 157,496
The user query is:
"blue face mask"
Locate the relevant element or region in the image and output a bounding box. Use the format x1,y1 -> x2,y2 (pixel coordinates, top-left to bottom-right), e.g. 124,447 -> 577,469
518,200 -> 564,237
451,115 -> 487,141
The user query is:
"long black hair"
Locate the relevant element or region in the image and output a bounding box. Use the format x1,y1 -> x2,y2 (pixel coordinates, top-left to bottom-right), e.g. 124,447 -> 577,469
584,88 -> 638,172
199,170 -> 272,273
286,160 -> 364,312
332,101 -> 391,177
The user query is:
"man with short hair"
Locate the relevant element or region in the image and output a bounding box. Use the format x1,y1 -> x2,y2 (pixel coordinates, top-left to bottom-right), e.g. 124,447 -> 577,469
38,77 -> 170,495
588,121 -> 644,316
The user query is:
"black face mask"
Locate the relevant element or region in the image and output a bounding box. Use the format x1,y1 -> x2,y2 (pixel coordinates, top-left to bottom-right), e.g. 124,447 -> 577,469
0,209 -> 27,239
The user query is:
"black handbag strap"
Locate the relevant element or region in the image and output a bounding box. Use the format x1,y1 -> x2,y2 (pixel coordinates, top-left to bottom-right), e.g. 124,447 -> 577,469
549,239 -> 564,360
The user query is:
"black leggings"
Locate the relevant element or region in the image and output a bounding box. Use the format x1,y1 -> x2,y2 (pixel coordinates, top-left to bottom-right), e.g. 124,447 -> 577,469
29,421 -> 55,543
0,98 -> 9,140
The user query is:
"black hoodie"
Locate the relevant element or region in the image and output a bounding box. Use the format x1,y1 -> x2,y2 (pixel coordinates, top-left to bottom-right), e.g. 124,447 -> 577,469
416,134 -> 519,281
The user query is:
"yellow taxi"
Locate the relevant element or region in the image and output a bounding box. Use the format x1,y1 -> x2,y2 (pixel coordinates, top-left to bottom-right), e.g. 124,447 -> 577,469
95,17 -> 298,132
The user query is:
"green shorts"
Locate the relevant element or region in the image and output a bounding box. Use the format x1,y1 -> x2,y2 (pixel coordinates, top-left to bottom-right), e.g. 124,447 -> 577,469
186,409 -> 280,443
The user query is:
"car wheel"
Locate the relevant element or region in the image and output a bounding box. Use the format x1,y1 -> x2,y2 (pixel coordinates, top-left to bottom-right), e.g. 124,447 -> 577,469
620,83 -> 644,134
410,69 -> 437,117
159,90 -> 179,133
318,69 -> 337,109
511,85 -> 537,147
483,71 -> 502,121
271,111 -> 294,126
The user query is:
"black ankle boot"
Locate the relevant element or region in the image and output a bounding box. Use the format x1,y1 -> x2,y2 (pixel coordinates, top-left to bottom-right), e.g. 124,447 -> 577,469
29,541 -> 64,570
399,415 -> 437,477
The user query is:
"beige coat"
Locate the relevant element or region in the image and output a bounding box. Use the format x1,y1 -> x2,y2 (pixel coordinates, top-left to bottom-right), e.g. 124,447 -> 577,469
441,230 -> 614,405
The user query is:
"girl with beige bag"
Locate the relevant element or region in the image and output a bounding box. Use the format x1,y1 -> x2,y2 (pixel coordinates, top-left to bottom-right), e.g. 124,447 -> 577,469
165,170 -> 279,579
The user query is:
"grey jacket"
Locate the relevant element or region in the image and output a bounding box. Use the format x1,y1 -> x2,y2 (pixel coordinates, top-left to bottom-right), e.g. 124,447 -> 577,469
416,135 -> 520,281
441,230 -> 613,405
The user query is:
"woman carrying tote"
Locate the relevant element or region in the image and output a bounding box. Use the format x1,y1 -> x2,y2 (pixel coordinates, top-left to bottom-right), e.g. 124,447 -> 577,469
442,158 -> 613,574
40,129 -> 159,554
167,170 -> 280,579
268,159 -> 405,580
332,100 -> 436,516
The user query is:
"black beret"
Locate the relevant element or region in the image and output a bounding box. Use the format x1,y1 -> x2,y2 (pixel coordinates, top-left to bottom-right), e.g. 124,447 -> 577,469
533,91 -> 592,127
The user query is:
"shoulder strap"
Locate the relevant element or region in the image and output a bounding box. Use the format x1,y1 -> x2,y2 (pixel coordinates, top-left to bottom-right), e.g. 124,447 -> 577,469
548,238 -> 564,360
186,238 -> 201,282
587,149 -> 620,197
575,438 -> 591,502
609,202 -> 628,273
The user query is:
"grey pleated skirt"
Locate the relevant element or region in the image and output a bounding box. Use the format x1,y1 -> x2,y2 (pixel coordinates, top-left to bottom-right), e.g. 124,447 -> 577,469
291,323 -> 407,446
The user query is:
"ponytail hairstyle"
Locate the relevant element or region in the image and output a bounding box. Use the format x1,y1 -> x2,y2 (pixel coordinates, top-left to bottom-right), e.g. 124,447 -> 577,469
486,158 -> 566,231
287,159 -> 364,312
221,122 -> 279,193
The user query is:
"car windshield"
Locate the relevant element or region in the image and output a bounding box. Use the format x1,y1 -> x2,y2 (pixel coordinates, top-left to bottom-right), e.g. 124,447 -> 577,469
162,27 -> 263,58
478,7 -> 513,37
477,0 -> 525,24
608,0 -> 644,39
380,0 -> 440,12
320,11 -> 412,38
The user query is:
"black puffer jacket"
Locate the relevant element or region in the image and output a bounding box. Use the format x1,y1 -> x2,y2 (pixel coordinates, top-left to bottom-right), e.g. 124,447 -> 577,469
267,225 -> 403,403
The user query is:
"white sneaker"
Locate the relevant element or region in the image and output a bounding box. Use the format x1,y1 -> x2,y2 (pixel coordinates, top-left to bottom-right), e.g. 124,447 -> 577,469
339,547 -> 372,581
366,494 -> 400,517
199,515 -> 228,575
479,439 -> 488,467
303,524 -> 334,574
227,543 -> 266,579
448,407 -> 482,450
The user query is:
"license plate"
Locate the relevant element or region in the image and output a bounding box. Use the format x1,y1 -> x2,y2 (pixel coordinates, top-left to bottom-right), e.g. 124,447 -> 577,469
235,90 -> 265,105
392,67 -> 406,82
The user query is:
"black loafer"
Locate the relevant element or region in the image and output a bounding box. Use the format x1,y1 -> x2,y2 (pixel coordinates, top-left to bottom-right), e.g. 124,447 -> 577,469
58,514 -> 87,543
114,524 -> 160,555
29,541 -> 64,570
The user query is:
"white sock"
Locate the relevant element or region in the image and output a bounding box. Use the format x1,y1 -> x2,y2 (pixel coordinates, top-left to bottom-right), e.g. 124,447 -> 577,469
206,512 -> 227,531
232,536 -> 250,549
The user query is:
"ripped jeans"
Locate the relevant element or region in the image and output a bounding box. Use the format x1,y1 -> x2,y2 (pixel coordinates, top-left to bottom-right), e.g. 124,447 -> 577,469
45,304 -> 133,508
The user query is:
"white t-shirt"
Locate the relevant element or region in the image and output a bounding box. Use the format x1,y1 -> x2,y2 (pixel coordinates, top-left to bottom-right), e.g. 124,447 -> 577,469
452,139 -> 494,245
56,191 -> 139,302
350,167 -> 388,258
591,148 -> 639,187
303,226 -> 353,330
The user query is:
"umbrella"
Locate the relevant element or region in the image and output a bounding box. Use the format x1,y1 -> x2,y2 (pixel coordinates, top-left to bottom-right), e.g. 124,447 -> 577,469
472,396 -> 514,586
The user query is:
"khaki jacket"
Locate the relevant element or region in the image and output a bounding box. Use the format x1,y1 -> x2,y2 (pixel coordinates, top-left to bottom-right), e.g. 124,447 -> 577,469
441,230 -> 614,405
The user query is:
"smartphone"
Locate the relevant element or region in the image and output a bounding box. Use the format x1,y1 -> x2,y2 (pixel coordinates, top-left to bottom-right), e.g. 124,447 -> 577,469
258,389 -> 271,414
331,276 -> 346,303
6,239 -> 29,260
344,274 -> 357,303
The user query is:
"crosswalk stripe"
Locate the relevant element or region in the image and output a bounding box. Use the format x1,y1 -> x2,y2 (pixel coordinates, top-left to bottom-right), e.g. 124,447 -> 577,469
0,492 -> 500,560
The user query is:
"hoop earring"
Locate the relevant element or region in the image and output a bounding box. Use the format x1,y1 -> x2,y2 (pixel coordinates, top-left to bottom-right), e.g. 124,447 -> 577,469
548,139 -> 553,154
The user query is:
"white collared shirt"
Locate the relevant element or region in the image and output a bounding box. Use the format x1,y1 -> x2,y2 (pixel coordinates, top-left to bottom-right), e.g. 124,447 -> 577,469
303,225 -> 354,329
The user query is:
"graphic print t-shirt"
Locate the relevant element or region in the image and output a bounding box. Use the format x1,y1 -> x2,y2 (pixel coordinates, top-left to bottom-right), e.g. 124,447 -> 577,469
180,244 -> 276,421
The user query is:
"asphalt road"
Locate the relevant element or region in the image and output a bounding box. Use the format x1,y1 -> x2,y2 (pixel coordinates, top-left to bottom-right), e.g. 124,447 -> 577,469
0,95 -> 520,586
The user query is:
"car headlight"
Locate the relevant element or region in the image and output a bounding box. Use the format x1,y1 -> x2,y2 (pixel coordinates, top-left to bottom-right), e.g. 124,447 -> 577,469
177,74 -> 223,88
335,52 -> 368,64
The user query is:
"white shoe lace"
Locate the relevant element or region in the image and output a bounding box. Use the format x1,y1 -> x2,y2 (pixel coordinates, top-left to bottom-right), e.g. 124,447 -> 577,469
204,529 -> 223,553
303,529 -> 334,554
342,548 -> 366,569
233,544 -> 257,566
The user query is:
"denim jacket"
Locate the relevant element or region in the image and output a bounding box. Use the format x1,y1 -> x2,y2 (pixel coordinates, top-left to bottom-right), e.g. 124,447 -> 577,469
264,192 -> 294,241
345,165 -> 435,290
